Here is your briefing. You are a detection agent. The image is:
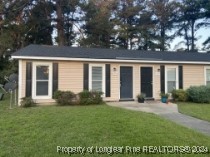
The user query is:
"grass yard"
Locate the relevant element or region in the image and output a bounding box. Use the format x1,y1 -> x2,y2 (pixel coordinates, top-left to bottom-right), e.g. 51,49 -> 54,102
177,102 -> 210,122
1,94 -> 210,157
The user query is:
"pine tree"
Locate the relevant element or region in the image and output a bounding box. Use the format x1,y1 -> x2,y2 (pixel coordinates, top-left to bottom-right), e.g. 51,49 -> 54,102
202,0 -> 210,51
25,0 -> 53,45
112,0 -> 145,50
148,0 -> 179,51
135,9 -> 157,50
79,0 -> 116,48
53,0 -> 82,46
176,0 -> 205,52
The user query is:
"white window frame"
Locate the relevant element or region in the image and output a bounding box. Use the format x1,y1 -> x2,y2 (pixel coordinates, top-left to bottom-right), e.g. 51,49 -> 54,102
89,64 -> 105,96
32,62 -> 52,99
165,66 -> 179,93
204,66 -> 210,85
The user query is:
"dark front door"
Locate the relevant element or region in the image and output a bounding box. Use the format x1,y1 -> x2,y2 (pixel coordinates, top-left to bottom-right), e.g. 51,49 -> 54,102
120,67 -> 133,99
141,67 -> 153,98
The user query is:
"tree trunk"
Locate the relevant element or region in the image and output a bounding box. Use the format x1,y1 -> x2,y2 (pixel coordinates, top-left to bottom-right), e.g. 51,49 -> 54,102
184,26 -> 190,52
191,20 -> 195,52
160,26 -> 165,51
56,0 -> 65,46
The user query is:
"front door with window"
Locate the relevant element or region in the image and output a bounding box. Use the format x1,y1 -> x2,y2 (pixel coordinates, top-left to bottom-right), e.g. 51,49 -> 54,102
141,67 -> 153,98
32,63 -> 52,99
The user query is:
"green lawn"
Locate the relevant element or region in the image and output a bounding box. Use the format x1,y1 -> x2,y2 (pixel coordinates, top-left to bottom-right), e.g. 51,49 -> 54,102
177,102 -> 210,122
1,95 -> 210,157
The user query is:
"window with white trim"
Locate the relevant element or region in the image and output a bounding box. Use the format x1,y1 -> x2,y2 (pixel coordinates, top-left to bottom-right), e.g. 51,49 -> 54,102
36,66 -> 49,96
166,67 -> 178,93
92,67 -> 103,91
32,62 -> 52,99
206,69 -> 210,85
89,65 -> 105,94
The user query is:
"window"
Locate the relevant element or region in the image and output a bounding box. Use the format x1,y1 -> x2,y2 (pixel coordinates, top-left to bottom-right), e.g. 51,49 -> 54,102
206,69 -> 210,85
32,62 -> 52,99
166,67 -> 178,93
89,64 -> 105,94
92,67 -> 103,91
36,66 -> 49,95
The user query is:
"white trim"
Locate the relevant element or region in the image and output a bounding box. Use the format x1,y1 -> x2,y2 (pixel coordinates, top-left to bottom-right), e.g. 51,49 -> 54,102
165,66 -> 179,93
89,64 -> 105,96
119,65 -> 134,99
32,62 -> 52,99
139,65 -> 154,98
12,56 -> 210,65
18,60 -> 22,106
204,66 -> 210,85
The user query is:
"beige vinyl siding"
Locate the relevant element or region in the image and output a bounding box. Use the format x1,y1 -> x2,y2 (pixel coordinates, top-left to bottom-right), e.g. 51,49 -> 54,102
105,63 -> 140,101
183,65 -> 205,89
103,64 -> 119,101
19,60 -> 207,103
110,64 -> 120,101
107,63 -> 161,100
133,65 -> 140,99
153,65 -> 161,99
21,60 -> 26,99
59,61 -> 83,93
103,63 -> 161,100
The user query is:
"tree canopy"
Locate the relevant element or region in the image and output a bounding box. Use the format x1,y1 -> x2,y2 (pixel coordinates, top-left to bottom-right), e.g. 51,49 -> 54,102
0,0 -> 210,83
0,0 -> 209,52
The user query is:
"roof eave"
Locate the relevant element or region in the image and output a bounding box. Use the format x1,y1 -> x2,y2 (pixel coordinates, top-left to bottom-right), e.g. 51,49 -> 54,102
11,55 -> 210,65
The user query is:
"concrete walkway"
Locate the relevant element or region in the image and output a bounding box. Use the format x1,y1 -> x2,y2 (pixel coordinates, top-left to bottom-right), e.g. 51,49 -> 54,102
107,101 -> 210,136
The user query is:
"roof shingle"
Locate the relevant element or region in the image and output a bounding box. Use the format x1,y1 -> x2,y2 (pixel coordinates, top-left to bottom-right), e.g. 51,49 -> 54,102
12,44 -> 210,62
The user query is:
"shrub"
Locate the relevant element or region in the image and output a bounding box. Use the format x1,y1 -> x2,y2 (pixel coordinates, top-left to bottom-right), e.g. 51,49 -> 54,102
187,85 -> 210,103
171,89 -> 188,102
91,91 -> 103,104
79,90 -> 92,105
54,91 -> 76,106
79,90 -> 103,105
53,90 -> 62,99
20,97 -> 35,107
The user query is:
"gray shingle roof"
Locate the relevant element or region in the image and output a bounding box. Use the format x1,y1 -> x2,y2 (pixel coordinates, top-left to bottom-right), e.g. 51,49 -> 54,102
12,44 -> 210,62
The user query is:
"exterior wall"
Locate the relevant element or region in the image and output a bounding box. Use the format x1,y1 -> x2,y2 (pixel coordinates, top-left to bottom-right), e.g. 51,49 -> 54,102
20,60 -> 26,99
19,60 -> 207,103
133,64 -> 140,100
183,64 -> 205,89
105,63 -> 119,101
106,63 -> 161,100
58,61 -> 83,93
153,65 -> 161,99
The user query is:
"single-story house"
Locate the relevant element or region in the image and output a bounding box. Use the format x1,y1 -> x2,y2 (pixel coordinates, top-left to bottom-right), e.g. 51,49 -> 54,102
12,44 -> 210,105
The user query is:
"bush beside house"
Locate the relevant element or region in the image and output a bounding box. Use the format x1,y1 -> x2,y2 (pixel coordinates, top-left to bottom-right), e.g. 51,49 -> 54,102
79,90 -> 103,105
171,89 -> 188,102
187,85 -> 210,103
20,97 -> 35,107
22,85 -> 210,107
172,85 -> 210,104
53,90 -> 76,105
53,90 -> 103,106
